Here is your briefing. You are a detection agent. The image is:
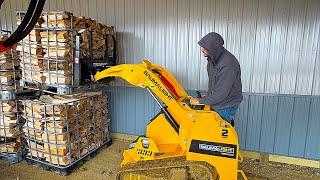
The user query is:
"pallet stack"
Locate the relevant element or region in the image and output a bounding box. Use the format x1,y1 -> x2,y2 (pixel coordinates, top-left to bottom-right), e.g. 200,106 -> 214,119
12,11 -> 113,172
0,33 -> 26,163
16,11 -> 116,89
23,91 -> 110,166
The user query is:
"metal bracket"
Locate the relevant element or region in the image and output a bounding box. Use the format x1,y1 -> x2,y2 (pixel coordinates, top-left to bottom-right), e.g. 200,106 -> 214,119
0,91 -> 16,100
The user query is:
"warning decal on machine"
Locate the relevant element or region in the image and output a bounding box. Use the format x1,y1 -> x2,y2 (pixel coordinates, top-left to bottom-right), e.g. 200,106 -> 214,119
144,70 -> 173,100
189,140 -> 237,159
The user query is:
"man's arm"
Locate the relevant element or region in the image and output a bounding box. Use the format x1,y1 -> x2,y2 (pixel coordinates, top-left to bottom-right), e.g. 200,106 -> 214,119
198,67 -> 236,105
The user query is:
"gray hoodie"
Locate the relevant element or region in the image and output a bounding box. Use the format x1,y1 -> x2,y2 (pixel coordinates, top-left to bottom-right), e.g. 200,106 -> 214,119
198,32 -> 243,109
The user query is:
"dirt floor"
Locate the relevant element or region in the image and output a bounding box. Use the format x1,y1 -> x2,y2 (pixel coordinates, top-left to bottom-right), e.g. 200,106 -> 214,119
0,139 -> 319,180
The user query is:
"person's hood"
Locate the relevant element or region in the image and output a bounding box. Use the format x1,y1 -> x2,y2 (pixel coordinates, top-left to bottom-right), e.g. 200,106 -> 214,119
198,32 -> 225,63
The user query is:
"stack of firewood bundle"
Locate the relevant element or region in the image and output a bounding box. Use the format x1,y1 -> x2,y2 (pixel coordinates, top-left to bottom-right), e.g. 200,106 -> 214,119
40,13 -> 73,86
72,16 -> 115,60
22,91 -> 110,166
16,29 -> 46,85
41,12 -> 116,60
17,12 -> 72,86
16,11 -> 115,87
0,100 -> 24,154
0,34 -> 22,92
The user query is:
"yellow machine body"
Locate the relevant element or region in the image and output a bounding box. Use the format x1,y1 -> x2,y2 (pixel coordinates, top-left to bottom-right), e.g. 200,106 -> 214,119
94,60 -> 246,180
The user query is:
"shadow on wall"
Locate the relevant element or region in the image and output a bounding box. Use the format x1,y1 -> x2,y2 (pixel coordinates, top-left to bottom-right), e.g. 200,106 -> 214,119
115,31 -> 146,65
110,31 -> 150,87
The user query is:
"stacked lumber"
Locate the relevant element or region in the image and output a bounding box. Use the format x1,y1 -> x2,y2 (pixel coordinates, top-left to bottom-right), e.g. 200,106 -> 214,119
0,100 -> 24,154
23,91 -> 110,166
17,11 -> 116,87
0,34 -> 22,92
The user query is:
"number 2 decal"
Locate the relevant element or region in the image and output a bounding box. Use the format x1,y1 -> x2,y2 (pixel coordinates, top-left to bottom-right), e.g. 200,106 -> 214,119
222,129 -> 228,138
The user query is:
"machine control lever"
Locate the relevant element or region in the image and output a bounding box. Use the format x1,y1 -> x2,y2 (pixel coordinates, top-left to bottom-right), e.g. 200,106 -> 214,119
196,91 -> 202,98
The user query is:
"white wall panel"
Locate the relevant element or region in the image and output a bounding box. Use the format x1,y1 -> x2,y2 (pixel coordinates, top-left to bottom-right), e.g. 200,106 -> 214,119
238,0 -> 259,92
187,0 -> 202,90
250,0 -> 274,93
176,0 -> 190,88
165,0 -> 178,77
154,0 -> 166,67
134,0 -> 145,64
295,0 -> 320,95
265,0 -> 290,94
199,0 -> 215,90
280,0 -> 307,94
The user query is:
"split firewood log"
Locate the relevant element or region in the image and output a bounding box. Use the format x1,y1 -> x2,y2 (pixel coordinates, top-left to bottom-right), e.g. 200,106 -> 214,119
0,142 -> 22,153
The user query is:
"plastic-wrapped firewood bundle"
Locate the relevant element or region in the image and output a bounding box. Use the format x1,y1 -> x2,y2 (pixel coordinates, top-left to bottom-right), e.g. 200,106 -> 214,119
0,100 -> 25,154
22,91 -> 110,166
0,33 -> 22,93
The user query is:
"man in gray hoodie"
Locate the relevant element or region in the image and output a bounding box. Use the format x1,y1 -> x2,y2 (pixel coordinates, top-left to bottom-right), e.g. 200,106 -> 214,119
192,32 -> 243,126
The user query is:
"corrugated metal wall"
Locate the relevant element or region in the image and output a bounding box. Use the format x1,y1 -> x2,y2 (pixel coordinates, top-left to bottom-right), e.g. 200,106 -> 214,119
1,0 -> 319,160
1,0 -> 320,95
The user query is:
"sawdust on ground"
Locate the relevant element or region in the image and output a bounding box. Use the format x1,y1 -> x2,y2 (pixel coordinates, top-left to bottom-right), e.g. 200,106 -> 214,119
0,139 -> 319,180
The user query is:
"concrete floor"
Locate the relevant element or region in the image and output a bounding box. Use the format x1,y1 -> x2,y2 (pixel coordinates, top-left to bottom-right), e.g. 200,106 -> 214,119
0,139 -> 319,180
